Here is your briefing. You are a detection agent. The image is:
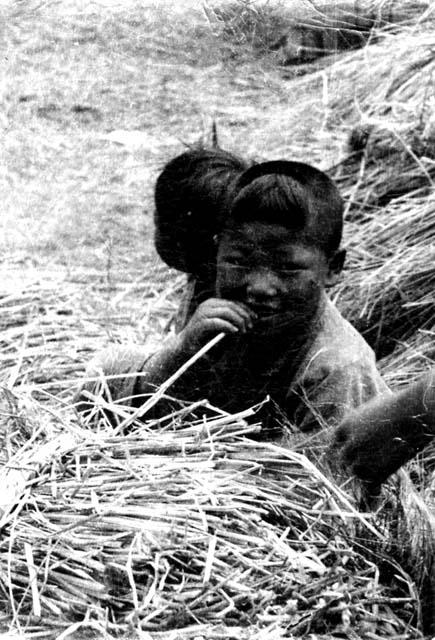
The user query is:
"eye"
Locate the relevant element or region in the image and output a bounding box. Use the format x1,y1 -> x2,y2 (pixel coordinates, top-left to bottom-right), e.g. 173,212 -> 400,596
278,265 -> 304,275
225,255 -> 247,267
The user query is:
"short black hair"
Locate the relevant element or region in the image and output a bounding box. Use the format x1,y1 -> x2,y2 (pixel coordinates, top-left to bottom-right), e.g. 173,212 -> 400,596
224,160 -> 344,256
154,147 -> 250,273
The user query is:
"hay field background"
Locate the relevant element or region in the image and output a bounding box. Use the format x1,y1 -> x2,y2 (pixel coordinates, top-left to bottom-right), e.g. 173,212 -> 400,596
1,1 -> 435,638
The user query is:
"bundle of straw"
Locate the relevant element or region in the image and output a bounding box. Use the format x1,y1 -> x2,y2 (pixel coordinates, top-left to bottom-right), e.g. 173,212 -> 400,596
320,19 -> 435,358
331,125 -> 435,219
208,0 -> 433,64
0,267 -> 186,401
333,192 -> 435,356
326,27 -> 435,215
379,328 -> 435,390
0,392 -> 423,639
323,27 -> 435,121
0,279 -> 105,395
281,0 -> 434,64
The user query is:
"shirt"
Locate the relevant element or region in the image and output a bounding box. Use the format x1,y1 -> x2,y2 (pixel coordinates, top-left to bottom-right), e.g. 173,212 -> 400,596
78,293 -> 388,434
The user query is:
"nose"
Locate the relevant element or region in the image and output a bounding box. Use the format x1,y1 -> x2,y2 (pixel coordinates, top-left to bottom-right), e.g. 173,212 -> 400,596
246,269 -> 279,303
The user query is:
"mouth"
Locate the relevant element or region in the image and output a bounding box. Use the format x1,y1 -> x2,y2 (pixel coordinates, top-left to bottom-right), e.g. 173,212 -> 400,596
247,303 -> 282,317
246,301 -> 305,325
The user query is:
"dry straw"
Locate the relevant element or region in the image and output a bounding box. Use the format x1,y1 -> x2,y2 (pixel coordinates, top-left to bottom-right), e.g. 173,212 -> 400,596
0,268 -> 185,400
334,193 -> 435,356
321,14 -> 435,357
2,4 -> 435,639
206,0 -> 434,64
0,390 -> 424,639
380,328 -> 435,390
0,271 -> 428,639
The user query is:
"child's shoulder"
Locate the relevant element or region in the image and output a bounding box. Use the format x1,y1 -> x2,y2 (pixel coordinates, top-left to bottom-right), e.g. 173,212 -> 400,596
299,294 -> 381,383
320,295 -> 375,357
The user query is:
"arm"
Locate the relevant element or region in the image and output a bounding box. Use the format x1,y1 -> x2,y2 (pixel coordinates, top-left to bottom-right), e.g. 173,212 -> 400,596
329,369 -> 435,486
132,298 -> 256,399
76,299 -> 256,415
75,335 -> 200,410
74,343 -> 164,413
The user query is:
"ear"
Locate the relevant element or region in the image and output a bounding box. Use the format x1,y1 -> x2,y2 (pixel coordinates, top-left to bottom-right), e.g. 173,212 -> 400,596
325,248 -> 346,287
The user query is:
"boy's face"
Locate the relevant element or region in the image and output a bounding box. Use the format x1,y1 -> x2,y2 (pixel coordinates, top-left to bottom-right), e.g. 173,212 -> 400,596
216,221 -> 342,334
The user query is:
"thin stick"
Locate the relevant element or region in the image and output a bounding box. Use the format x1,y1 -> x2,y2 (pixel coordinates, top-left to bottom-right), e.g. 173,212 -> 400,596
203,531 -> 217,585
8,323 -> 31,390
24,542 -> 41,618
116,332 -> 226,430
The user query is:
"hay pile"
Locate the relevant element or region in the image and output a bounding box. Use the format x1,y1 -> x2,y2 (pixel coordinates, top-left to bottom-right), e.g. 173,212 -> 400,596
0,273 -> 430,639
322,20 -> 435,358
333,192 -> 435,357
380,328 -> 435,389
0,389 -> 423,639
208,0 -> 434,65
0,267 -> 431,638
0,266 -> 185,400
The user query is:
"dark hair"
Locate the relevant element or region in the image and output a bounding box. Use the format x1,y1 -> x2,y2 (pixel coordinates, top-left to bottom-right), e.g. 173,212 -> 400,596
154,147 -> 250,274
224,160 -> 344,256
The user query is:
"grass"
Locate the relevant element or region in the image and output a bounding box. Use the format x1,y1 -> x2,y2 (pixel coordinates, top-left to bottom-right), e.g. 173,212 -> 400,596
2,0 -> 348,273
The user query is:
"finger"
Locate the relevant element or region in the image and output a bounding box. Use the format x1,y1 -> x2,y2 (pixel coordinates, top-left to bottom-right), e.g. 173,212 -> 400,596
200,306 -> 253,332
215,299 -> 258,321
203,301 -> 257,329
231,300 -> 259,319
205,298 -> 257,322
201,318 -> 242,336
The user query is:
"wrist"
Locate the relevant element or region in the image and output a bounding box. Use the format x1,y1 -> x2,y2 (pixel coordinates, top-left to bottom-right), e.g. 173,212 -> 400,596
172,331 -> 198,360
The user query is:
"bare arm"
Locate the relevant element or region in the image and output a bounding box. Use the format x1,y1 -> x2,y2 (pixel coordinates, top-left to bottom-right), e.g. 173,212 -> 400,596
134,298 -> 256,397
328,369 -> 435,486
76,298 -> 256,413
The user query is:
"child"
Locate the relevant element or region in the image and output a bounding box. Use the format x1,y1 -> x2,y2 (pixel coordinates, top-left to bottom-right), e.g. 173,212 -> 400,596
154,146 -> 249,275
78,159 -> 388,437
154,146 -> 250,327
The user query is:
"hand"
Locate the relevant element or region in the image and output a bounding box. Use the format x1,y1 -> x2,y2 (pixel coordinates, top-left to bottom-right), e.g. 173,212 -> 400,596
178,298 -> 257,353
329,418 -> 366,471
329,409 -> 414,486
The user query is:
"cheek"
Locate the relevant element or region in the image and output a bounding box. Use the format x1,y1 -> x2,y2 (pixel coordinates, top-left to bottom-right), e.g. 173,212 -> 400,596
215,265 -> 246,296
281,272 -> 322,303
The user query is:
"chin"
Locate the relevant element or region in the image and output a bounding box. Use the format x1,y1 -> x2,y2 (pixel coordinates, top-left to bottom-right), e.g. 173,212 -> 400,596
252,311 -> 295,335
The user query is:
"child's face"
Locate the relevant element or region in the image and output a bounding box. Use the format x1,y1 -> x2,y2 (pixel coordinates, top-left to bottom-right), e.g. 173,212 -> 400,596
216,221 -> 340,333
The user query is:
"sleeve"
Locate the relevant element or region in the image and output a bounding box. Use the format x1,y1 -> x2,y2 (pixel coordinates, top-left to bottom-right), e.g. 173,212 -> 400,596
287,357 -> 390,433
75,344 -> 151,412
75,336 -> 184,414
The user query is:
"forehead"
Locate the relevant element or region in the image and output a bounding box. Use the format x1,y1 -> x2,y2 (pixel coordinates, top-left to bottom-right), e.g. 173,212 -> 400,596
220,221 -> 318,258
